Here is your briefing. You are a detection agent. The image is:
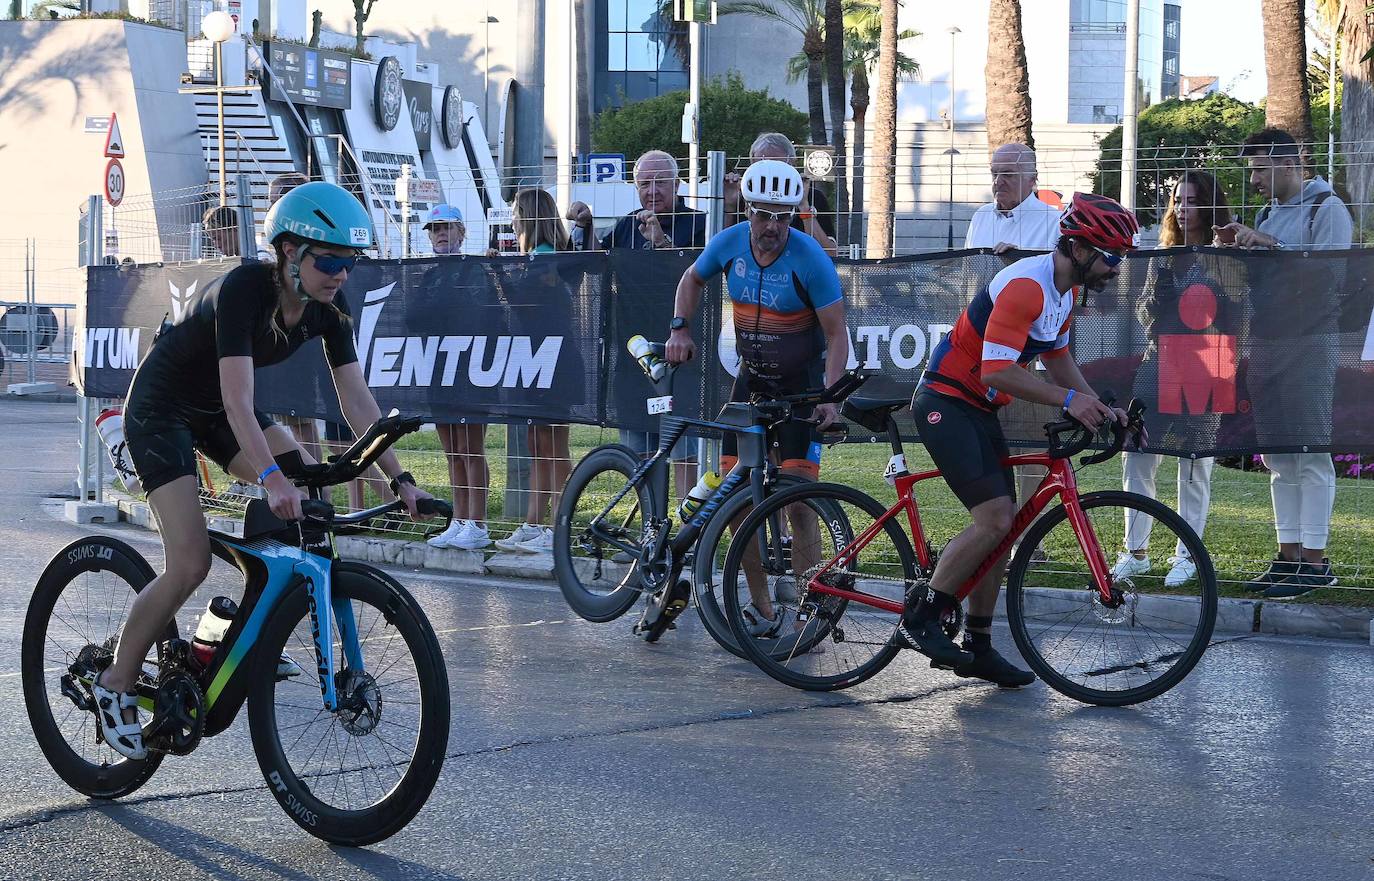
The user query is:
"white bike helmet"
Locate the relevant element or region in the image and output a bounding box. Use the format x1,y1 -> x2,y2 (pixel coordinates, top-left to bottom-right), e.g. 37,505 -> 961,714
741,159 -> 804,207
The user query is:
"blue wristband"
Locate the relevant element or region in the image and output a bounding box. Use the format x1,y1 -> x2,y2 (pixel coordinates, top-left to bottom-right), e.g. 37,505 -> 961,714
1062,389 -> 1076,412
258,463 -> 281,485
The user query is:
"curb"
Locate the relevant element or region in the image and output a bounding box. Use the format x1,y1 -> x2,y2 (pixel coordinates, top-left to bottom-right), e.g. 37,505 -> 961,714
106,493 -> 1373,644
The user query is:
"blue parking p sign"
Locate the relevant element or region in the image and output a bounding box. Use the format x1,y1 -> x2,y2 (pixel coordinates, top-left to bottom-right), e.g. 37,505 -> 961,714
586,153 -> 626,183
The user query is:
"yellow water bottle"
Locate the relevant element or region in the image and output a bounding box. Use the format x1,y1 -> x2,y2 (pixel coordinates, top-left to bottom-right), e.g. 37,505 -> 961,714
627,334 -> 668,381
677,471 -> 723,521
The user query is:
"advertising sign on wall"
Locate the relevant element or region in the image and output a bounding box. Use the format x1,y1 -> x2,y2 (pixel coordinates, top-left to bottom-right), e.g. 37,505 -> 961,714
266,42 -> 351,109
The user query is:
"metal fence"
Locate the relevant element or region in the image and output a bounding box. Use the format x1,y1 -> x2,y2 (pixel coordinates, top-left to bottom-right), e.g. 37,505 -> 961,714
61,138 -> 1374,598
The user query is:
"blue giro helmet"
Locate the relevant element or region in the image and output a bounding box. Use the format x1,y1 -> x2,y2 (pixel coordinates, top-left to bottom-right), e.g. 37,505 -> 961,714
263,181 -> 374,250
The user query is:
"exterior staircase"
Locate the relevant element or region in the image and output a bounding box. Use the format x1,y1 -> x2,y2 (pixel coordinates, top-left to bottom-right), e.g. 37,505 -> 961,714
192,88 -> 300,250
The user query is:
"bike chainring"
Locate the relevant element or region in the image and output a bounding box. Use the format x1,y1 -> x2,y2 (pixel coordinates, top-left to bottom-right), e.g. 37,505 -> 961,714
636,522 -> 672,593
148,670 -> 206,756
336,669 -> 383,735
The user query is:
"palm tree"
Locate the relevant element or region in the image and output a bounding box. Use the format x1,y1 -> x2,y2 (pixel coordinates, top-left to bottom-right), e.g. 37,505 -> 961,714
845,6 -> 919,245
1317,0 -> 1372,229
985,0 -> 1034,149
825,0 -> 848,242
865,0 -> 898,257
721,0 -> 829,144
1261,0 -> 1314,150
575,0 -> 593,157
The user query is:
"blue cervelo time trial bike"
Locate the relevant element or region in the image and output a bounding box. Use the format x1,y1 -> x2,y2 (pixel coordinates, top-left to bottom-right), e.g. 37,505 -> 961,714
22,414 -> 453,846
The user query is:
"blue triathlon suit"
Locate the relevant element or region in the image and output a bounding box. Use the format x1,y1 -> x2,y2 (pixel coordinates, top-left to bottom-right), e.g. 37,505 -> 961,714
693,223 -> 842,474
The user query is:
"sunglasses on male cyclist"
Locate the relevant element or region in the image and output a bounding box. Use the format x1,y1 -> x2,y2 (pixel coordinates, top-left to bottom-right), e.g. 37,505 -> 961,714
748,206 -> 796,224
1088,244 -> 1126,269
303,247 -> 359,276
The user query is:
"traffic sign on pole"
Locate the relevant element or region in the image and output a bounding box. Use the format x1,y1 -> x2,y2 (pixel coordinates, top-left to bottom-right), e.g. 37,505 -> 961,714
104,158 -> 125,207
103,113 -> 125,158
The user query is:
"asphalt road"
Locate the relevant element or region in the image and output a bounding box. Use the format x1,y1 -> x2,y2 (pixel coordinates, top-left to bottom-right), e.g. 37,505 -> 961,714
0,400 -> 1370,881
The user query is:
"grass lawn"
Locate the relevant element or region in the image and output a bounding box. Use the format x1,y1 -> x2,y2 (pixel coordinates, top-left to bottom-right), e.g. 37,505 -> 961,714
198,424 -> 1374,607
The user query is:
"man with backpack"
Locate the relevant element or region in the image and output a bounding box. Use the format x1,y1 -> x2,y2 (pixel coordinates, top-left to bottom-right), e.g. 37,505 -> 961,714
1220,128 -> 1353,598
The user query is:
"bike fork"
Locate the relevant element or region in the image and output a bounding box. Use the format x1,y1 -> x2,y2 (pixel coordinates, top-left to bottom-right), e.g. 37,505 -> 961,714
1062,496 -> 1115,603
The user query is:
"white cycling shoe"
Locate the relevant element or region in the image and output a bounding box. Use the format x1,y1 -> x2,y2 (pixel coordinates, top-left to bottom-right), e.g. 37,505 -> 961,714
741,603 -> 784,638
92,672 -> 147,760
276,652 -> 305,679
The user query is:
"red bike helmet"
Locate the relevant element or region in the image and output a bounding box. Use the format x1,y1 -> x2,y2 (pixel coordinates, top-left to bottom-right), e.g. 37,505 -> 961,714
1059,192 -> 1139,251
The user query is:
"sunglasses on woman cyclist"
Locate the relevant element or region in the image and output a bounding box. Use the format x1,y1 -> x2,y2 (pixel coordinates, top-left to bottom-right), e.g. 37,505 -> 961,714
305,248 -> 359,275
1089,244 -> 1126,269
748,206 -> 796,224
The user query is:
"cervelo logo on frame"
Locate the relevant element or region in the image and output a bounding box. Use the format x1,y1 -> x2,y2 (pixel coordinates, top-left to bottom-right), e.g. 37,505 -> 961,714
353,284 -> 565,389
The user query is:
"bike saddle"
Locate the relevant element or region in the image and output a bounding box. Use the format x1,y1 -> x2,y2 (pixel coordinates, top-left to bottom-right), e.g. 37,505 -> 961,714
841,397 -> 908,433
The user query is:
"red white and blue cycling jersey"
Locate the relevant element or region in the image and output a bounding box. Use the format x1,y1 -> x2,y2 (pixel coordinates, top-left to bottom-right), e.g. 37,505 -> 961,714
921,253 -> 1073,409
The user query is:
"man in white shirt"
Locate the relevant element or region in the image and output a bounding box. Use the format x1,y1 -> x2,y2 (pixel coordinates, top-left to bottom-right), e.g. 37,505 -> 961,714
964,142 -> 1062,523
965,143 -> 1060,254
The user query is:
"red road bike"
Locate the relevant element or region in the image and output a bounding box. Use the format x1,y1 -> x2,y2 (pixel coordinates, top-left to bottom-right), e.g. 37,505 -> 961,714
719,395 -> 1218,706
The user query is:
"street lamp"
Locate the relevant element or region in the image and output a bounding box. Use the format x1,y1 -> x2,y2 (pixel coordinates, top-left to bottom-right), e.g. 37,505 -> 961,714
484,12 -> 500,136
946,25 -> 961,250
203,10 -> 236,207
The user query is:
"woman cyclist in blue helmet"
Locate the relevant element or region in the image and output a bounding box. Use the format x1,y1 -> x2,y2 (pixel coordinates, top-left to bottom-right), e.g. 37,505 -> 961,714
93,181 -> 436,760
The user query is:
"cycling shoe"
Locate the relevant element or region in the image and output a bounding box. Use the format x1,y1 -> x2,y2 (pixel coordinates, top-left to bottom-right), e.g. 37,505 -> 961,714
891,618 -> 974,668
952,646 -> 1036,688
92,672 -> 147,760
633,579 -> 691,643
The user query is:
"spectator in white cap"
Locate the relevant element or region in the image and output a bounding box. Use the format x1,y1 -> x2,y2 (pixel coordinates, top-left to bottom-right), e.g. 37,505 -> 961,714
420,202 -> 493,551
425,204 -> 466,255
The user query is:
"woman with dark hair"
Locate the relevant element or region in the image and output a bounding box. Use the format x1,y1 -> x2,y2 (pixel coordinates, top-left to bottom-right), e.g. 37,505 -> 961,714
1112,169 -> 1235,588
495,188 -> 579,553
91,182 -> 438,759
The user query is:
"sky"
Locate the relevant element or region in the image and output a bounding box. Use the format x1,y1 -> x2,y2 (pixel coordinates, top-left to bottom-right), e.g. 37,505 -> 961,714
1179,0 -> 1280,106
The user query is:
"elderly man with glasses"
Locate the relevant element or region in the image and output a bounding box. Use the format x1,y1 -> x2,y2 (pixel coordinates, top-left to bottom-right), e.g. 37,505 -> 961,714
966,142 -> 1061,255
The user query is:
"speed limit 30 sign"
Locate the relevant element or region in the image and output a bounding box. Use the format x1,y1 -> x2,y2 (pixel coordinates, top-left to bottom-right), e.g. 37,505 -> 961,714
104,158 -> 125,207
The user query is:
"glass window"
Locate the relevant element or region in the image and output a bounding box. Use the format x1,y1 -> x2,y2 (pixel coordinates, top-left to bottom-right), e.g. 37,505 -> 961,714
625,0 -> 659,30
626,33 -> 657,71
608,0 -> 627,31
607,33 -> 627,71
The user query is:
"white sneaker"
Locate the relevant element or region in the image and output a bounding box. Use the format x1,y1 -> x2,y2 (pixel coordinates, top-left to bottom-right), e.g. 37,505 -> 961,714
1111,552 -> 1151,579
496,523 -> 544,552
276,652 -> 305,679
451,521 -> 493,550
516,527 -> 554,554
1164,555 -> 1197,588
427,520 -> 470,549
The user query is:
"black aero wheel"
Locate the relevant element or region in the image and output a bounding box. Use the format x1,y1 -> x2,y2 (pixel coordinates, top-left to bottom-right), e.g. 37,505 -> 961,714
247,563 -> 449,846
1006,490 -> 1218,706
22,537 -> 170,798
553,444 -> 655,622
693,474 -> 843,658
722,482 -> 912,691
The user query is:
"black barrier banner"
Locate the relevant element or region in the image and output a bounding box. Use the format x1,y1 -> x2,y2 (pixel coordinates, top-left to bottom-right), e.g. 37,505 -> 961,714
78,248 -> 1374,455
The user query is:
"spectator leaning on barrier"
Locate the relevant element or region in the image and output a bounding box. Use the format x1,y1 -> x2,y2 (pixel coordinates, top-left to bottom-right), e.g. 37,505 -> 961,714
495,188 -> 578,555
964,142 -> 1063,538
1113,170 -> 1232,588
422,204 -> 495,551
202,205 -> 241,258
723,132 -> 839,256
1221,127 -> 1352,598
566,150 -> 702,494
566,150 -> 707,251
964,142 -> 1061,255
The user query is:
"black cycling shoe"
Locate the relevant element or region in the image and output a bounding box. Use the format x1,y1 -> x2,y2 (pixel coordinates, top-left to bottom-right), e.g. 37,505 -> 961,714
952,646 -> 1036,688
891,618 -> 974,668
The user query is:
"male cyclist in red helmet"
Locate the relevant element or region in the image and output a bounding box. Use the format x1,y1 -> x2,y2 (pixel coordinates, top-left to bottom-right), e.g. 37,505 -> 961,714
896,192 -> 1138,687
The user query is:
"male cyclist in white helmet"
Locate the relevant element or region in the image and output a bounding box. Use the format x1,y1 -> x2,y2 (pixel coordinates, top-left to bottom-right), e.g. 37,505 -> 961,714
663,159 -> 851,636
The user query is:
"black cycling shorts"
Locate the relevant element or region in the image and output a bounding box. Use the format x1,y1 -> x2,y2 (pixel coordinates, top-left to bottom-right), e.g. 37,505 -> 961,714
124,400 -> 275,495
720,372 -> 823,477
911,389 -> 1015,510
